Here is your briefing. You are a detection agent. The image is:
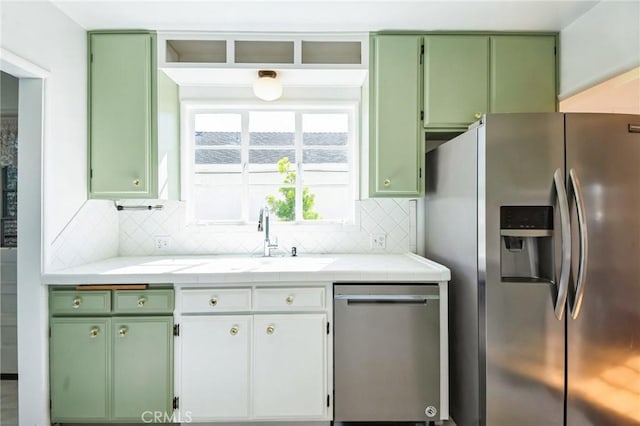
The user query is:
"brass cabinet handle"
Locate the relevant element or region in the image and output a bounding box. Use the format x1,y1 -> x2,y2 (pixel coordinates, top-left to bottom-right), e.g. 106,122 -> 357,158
266,325 -> 275,335
474,112 -> 482,119
137,297 -> 146,307
133,179 -> 141,187
230,326 -> 239,336
383,178 -> 391,187
89,327 -> 99,338
209,297 -> 218,307
285,295 -> 294,305
72,297 -> 82,308
118,326 -> 128,337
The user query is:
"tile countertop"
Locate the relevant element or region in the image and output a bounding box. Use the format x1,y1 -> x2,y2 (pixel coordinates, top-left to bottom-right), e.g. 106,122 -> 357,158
42,253 -> 450,285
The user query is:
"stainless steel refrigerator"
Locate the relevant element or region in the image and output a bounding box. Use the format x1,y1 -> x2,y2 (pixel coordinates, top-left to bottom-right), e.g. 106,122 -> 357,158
425,113 -> 640,426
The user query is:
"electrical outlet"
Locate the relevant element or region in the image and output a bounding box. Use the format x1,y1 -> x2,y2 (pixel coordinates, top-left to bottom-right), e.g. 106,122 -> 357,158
371,233 -> 386,249
154,235 -> 172,250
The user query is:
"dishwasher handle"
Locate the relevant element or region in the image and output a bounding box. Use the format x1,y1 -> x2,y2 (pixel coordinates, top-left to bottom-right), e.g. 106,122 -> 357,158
335,294 -> 438,305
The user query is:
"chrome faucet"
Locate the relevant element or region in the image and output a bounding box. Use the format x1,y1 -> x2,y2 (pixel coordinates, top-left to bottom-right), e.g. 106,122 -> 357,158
258,206 -> 278,256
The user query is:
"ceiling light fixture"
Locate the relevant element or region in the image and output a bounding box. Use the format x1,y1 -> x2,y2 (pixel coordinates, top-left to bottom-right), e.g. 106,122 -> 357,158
253,70 -> 282,101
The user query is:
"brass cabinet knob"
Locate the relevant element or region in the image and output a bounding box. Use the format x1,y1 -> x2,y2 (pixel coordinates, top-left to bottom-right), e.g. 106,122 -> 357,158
209,297 -> 218,307
72,297 -> 82,308
383,178 -> 391,187
285,296 -> 294,305
230,326 -> 239,336
137,297 -> 146,307
266,325 -> 275,335
133,179 -> 141,187
89,327 -> 99,338
118,326 -> 128,337
474,112 -> 482,119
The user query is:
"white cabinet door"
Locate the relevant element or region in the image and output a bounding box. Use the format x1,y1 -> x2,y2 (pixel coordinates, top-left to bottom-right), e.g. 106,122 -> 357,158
179,316 -> 251,420
253,314 -> 327,418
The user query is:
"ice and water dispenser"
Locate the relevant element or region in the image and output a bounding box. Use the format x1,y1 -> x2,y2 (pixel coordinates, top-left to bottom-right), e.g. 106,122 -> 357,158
500,206 -> 555,283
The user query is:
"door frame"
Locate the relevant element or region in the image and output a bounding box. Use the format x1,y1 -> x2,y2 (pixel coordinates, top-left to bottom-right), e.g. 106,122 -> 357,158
1,47 -> 49,425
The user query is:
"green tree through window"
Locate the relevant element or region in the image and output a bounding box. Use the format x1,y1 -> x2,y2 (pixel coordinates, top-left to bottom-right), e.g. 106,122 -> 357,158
266,157 -> 321,221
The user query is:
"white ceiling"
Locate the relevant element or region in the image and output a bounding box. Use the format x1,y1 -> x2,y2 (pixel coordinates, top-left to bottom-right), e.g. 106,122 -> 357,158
50,0 -> 599,32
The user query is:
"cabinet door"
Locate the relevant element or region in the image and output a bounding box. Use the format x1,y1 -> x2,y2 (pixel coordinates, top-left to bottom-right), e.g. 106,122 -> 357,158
50,317 -> 111,422
490,35 -> 557,113
253,314 -> 326,418
424,35 -> 489,129
370,35 -> 423,197
112,316 -> 173,421
179,316 -> 251,420
89,32 -> 157,198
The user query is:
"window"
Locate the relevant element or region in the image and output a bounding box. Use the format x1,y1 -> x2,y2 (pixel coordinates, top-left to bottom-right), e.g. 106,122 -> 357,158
183,103 -> 357,225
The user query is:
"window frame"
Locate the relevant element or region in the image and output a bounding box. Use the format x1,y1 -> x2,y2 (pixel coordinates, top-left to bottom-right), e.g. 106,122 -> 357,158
181,100 -> 360,227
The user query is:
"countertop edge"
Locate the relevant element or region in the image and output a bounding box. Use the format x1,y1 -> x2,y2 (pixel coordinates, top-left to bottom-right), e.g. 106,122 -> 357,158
42,253 -> 451,285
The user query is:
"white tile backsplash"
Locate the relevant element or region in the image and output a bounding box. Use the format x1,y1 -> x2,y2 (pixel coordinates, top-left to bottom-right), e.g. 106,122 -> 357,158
47,200 -> 119,271
118,198 -> 413,256
45,198 -> 416,268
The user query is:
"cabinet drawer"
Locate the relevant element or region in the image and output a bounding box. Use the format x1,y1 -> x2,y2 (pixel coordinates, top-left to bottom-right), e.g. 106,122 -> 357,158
181,288 -> 252,313
50,290 -> 111,315
113,289 -> 174,314
253,288 -> 325,310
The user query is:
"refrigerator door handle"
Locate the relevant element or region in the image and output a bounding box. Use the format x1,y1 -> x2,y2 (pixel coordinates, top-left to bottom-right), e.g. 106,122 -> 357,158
553,168 -> 571,320
569,169 -> 588,319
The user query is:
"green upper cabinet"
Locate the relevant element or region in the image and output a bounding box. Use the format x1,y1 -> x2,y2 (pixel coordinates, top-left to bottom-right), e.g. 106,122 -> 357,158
369,35 -> 423,197
423,35 -> 489,129
490,35 -> 557,113
88,31 -> 179,200
421,33 -> 557,132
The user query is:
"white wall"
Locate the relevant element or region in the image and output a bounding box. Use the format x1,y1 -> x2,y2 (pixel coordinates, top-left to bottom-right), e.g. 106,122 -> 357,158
560,0 -> 640,98
0,0 -> 88,268
1,2 -> 87,424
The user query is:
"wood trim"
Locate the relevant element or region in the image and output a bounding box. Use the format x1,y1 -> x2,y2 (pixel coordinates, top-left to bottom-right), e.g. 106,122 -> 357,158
75,284 -> 149,291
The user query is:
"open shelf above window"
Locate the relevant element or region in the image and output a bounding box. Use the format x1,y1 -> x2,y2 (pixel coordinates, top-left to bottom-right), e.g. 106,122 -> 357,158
158,33 -> 369,87
166,39 -> 226,63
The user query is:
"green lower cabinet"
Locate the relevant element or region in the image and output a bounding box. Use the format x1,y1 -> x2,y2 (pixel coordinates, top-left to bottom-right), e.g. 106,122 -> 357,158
49,288 -> 174,423
112,317 -> 173,421
50,317 -> 111,422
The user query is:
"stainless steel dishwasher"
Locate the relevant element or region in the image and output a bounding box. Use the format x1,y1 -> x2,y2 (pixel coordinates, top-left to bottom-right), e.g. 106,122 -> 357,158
334,284 -> 441,423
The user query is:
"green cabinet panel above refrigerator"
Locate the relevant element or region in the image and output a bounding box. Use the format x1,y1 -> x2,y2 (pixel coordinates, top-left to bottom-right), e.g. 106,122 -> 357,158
423,33 -> 558,131
490,35 -> 558,114
423,35 -> 489,129
369,32 -> 557,198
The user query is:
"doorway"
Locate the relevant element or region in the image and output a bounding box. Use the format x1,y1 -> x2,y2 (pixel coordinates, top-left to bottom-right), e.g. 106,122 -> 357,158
0,48 -> 47,426
1,71 -> 19,350
0,69 -> 19,425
